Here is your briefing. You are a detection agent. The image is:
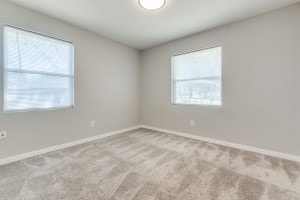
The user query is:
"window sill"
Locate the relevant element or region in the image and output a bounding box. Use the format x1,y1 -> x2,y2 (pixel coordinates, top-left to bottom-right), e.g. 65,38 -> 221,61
3,106 -> 74,113
172,103 -> 222,108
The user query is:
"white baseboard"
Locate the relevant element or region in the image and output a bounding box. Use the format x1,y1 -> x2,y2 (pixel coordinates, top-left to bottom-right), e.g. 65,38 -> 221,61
0,125 -> 142,166
141,125 -> 300,163
1,124 -> 298,166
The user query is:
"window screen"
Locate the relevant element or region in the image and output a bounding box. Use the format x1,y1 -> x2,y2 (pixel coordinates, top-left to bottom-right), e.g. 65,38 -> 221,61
3,26 -> 74,112
172,46 -> 222,106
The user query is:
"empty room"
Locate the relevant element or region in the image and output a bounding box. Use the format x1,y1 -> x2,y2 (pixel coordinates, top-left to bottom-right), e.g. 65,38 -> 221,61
0,0 -> 299,199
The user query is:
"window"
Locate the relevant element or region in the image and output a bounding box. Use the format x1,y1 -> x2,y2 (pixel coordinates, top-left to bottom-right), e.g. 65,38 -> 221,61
3,26 -> 74,112
171,46 -> 222,106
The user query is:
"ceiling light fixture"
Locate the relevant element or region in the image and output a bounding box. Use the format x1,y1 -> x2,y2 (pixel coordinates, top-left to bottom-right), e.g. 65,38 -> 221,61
139,0 -> 166,10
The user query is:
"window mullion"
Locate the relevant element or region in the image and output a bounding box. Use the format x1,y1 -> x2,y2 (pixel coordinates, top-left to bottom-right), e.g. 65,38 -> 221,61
7,68 -> 72,78
175,77 -> 221,82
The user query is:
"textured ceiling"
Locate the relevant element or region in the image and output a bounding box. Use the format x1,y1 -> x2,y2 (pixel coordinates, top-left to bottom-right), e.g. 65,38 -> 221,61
9,0 -> 300,49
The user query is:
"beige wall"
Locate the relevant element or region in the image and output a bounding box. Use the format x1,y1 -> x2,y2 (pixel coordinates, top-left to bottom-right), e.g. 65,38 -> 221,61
0,0 -> 140,159
140,4 -> 300,156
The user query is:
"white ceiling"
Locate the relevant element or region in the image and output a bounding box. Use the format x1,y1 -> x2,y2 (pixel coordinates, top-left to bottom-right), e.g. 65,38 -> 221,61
9,0 -> 300,50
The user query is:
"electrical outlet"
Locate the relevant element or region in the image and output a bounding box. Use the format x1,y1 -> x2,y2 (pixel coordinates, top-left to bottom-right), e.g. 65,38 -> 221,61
0,131 -> 7,139
90,121 -> 95,128
190,120 -> 195,127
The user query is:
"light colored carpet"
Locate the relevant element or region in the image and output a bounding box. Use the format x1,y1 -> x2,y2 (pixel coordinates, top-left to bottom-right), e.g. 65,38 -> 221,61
0,128 -> 299,200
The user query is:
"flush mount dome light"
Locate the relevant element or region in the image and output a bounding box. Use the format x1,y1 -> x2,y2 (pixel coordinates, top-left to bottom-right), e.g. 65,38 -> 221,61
139,0 -> 166,10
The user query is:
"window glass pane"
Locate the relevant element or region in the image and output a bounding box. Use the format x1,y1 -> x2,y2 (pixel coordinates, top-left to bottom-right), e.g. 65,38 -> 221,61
4,26 -> 74,112
174,79 -> 221,106
172,46 -> 222,106
5,27 -> 72,75
6,72 -> 72,111
173,47 -> 221,80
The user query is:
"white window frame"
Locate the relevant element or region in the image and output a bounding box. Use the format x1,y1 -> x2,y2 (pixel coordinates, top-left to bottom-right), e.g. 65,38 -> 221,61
3,25 -> 75,113
171,46 -> 222,107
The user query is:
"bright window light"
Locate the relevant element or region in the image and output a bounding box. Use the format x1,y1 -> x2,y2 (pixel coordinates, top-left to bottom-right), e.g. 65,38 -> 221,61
3,26 -> 74,112
172,46 -> 222,106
